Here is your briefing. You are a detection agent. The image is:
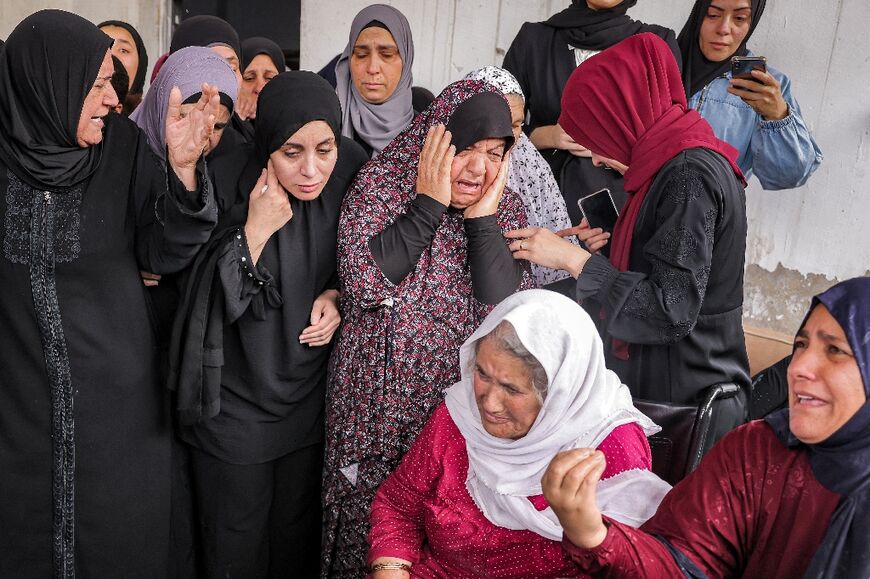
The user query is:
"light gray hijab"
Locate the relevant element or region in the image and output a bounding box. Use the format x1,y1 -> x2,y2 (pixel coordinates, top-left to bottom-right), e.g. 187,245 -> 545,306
335,4 -> 414,155
130,46 -> 238,161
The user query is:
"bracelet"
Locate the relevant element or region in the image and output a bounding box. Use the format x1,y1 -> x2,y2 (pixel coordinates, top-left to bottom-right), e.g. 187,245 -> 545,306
370,562 -> 412,573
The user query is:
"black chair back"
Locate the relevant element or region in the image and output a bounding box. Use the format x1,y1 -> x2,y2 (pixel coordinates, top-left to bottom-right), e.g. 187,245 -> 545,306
634,383 -> 743,486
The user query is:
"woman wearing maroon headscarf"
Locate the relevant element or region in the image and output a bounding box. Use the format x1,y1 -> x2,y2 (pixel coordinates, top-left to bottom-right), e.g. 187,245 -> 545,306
509,33 -> 749,415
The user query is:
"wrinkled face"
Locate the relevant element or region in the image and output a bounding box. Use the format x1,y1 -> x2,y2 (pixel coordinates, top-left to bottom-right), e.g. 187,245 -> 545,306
473,337 -> 542,439
698,0 -> 753,62
179,102 -> 231,156
506,94 -> 524,143
449,137 -> 506,209
77,49 -> 119,148
242,53 -> 280,102
269,120 -> 338,201
586,0 -> 626,9
788,306 -> 866,445
101,25 -> 139,91
350,26 -> 403,104
590,152 -> 628,174
210,44 -> 243,86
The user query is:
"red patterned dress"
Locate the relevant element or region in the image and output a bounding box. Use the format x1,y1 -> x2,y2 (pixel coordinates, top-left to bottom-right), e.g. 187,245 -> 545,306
322,79 -> 534,576
369,404 -> 654,577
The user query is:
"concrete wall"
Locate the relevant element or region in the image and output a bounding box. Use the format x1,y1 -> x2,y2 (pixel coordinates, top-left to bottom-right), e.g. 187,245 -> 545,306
0,0 -> 171,84
2,1 -> 867,338
302,0 -> 870,337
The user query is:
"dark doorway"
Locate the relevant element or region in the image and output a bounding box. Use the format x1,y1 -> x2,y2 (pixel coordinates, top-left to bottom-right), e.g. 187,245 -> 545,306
174,0 -> 301,69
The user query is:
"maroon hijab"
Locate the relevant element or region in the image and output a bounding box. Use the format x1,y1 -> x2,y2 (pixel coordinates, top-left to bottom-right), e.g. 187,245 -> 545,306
559,32 -> 743,274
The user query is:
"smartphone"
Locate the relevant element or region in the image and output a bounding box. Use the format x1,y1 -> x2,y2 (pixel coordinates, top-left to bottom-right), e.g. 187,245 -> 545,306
578,188 -> 619,235
731,55 -> 767,81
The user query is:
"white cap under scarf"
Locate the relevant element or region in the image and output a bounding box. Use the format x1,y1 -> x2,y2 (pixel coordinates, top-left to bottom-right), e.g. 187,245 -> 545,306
445,289 -> 671,541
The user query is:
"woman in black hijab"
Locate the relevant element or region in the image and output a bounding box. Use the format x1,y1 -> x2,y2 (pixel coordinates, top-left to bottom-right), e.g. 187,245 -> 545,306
234,36 -> 286,140
0,9 -> 220,577
503,1 -> 679,226
169,71 -> 367,578
677,0 -> 822,190
99,19 -> 149,114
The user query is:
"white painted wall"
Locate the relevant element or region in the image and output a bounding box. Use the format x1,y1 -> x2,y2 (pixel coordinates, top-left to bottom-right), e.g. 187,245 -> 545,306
302,0 -> 870,331
299,0 -> 571,91
0,0 -> 171,85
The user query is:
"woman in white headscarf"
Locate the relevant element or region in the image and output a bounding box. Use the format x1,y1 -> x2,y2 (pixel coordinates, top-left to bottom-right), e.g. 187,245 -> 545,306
367,289 -> 669,577
335,4 -> 415,157
464,66 -> 584,289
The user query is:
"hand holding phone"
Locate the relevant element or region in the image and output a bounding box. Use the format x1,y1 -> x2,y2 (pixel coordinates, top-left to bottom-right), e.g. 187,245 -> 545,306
730,55 -> 767,82
577,188 -> 619,235
728,56 -> 789,120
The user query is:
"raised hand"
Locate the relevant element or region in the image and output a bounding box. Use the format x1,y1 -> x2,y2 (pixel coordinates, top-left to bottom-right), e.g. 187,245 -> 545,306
728,70 -> 789,121
463,151 -> 511,219
236,89 -> 257,121
416,124 -> 455,207
244,160 -> 293,264
299,289 -> 341,347
541,449 -> 609,549
506,227 -> 590,278
165,83 -> 221,189
557,217 -> 610,253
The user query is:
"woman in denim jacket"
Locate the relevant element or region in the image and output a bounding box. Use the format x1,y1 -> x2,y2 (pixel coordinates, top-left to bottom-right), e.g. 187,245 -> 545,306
678,0 -> 822,190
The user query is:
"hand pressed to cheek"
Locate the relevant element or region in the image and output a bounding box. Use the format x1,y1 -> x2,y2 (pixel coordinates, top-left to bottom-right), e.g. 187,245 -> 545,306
449,138 -> 505,209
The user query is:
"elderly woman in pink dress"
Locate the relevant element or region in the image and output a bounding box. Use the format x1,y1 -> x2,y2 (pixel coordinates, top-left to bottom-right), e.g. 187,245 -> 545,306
367,289 -> 670,577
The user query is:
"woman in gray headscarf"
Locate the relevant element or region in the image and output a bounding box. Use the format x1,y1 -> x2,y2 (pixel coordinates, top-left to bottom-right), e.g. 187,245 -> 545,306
335,4 -> 415,157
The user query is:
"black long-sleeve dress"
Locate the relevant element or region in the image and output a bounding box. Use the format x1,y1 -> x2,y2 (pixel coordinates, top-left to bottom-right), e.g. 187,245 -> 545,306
503,22 -> 679,223
0,114 -> 216,577
576,148 -> 750,405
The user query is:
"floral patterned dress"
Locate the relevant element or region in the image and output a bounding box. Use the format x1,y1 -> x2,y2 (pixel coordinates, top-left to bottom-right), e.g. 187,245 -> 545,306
321,80 -> 535,577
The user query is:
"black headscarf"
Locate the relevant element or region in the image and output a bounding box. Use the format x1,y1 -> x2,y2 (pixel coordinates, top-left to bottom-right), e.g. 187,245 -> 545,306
254,71 -> 341,166
110,55 -> 130,107
98,20 -> 149,95
0,9 -> 112,189
170,15 -> 241,59
766,277 -> 870,578
677,0 -> 767,97
544,0 -> 647,51
241,36 -> 285,74
446,91 -> 514,153
169,71 -> 367,428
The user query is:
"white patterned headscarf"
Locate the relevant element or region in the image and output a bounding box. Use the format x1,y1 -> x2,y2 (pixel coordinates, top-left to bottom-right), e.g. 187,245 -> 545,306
464,67 -> 578,286
445,289 -> 670,540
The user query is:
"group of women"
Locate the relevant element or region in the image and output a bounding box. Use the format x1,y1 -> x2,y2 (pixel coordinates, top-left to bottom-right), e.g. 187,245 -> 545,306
0,2 -> 859,579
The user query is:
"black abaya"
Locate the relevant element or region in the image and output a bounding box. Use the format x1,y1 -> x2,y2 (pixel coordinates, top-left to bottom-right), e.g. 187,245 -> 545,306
0,113 -> 216,578
575,148 -> 749,408
503,13 -> 680,223
0,11 -> 217,577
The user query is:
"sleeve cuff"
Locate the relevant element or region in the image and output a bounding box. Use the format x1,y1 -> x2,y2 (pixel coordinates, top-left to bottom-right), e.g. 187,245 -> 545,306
759,108 -> 795,130
561,523 -> 616,563
463,213 -> 500,236
233,228 -> 273,287
576,253 -> 620,300
166,157 -> 214,215
412,193 -> 448,220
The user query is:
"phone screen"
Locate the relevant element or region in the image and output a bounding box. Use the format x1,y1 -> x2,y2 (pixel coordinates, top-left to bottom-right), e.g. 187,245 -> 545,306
578,188 -> 619,235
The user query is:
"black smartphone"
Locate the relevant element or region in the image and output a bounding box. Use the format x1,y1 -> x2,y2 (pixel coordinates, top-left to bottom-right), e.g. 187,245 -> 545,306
731,55 -> 767,81
578,188 -> 619,235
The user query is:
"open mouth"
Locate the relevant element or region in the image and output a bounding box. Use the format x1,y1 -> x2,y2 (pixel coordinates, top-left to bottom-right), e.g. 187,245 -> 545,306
90,115 -> 106,128
454,179 -> 482,194
794,394 -> 826,408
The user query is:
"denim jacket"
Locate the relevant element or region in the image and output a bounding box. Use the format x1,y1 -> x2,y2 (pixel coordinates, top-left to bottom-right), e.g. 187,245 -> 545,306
688,57 -> 823,190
